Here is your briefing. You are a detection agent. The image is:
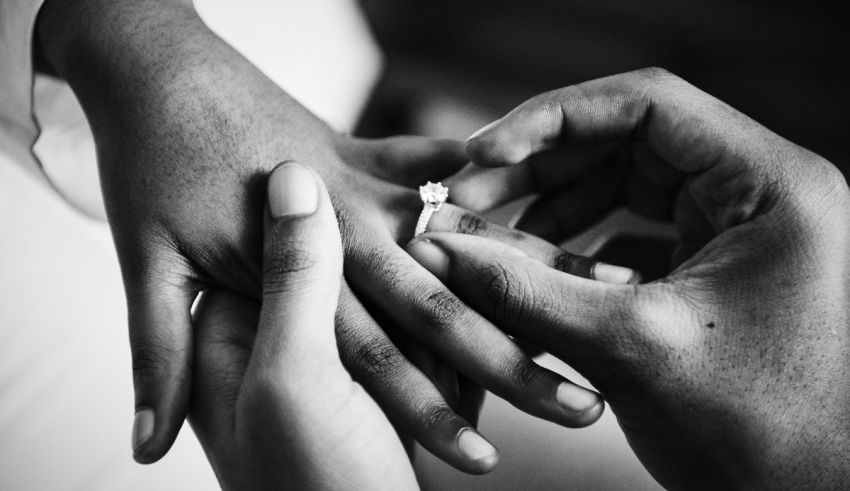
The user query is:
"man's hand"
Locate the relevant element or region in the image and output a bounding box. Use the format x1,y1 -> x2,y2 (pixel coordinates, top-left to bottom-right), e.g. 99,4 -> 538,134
36,0 -> 623,469
190,162 -> 417,490
409,69 -> 850,488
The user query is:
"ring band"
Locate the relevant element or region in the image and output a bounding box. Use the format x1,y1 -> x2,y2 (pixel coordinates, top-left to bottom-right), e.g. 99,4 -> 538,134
415,181 -> 449,237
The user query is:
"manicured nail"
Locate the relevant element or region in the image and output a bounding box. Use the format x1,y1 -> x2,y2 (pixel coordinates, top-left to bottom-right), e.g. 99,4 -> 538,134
592,262 -> 640,285
132,407 -> 155,452
407,239 -> 449,281
556,382 -> 601,413
457,428 -> 498,464
268,162 -> 320,218
467,119 -> 501,142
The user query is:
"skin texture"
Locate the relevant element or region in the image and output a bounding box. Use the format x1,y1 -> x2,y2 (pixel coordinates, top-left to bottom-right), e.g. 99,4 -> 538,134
409,69 -> 850,489
190,163 -> 417,490
35,0 -> 619,469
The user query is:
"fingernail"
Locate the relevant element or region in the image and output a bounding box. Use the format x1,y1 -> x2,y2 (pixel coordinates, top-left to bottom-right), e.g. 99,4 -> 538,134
132,407 -> 155,452
407,239 -> 449,281
457,428 -> 498,464
592,262 -> 640,285
268,162 -> 320,218
467,119 -> 501,142
556,382 -> 601,413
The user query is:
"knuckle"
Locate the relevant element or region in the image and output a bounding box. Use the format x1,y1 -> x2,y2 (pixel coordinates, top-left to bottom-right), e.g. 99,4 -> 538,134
262,239 -> 316,294
421,289 -> 466,329
633,66 -> 679,84
552,251 -> 593,279
813,159 -> 849,205
455,213 -> 489,236
616,284 -> 693,352
418,403 -> 458,432
506,357 -> 540,389
131,342 -> 186,389
352,340 -> 407,377
474,263 -> 530,333
359,248 -> 407,293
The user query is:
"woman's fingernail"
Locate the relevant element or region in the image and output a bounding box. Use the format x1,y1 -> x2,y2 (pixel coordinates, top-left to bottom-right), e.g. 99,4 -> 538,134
457,428 -> 498,464
557,382 -> 601,413
268,162 -> 320,218
132,407 -> 155,452
407,239 -> 449,281
592,262 -> 640,285
467,119 -> 501,142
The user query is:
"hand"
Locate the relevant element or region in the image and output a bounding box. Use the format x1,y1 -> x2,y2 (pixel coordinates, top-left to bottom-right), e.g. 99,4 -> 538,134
190,162 -> 416,490
37,0 -> 619,469
408,68 -> 850,488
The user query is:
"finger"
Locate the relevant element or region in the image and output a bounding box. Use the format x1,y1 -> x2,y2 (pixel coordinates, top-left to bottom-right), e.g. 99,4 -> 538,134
404,340 -> 462,410
336,283 -> 499,474
345,136 -> 469,187
456,374 -> 486,428
444,162 -> 532,212
189,290 -> 257,460
347,240 -> 605,429
342,278 -> 466,413
428,203 -> 640,284
446,143 -> 615,213
407,232 -> 629,377
466,67 -> 791,230
251,162 -> 343,381
515,166 -> 624,243
125,258 -> 195,464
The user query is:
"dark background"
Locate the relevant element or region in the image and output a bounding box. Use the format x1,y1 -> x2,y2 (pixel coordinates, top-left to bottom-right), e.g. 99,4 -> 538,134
356,0 -> 848,172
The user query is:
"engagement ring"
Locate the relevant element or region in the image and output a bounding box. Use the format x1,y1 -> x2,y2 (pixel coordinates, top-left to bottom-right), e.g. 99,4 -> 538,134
415,181 -> 449,237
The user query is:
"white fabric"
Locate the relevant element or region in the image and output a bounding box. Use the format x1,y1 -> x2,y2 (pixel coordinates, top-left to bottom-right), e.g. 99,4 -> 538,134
0,0 -> 44,179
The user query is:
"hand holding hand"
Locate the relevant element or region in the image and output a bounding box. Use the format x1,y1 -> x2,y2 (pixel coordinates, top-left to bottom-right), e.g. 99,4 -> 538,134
410,69 -> 850,488
190,163 -> 418,490
37,0 -> 618,469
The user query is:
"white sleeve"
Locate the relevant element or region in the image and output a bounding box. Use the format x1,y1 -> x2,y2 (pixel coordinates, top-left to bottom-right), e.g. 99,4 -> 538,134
0,0 -> 47,178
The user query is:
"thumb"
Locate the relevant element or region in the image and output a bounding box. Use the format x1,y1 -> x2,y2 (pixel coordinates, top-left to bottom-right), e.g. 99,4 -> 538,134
125,263 -> 195,464
249,161 -> 343,381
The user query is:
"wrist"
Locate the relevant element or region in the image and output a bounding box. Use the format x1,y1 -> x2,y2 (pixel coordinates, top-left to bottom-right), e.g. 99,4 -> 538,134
36,0 -> 213,121
36,0 -> 336,172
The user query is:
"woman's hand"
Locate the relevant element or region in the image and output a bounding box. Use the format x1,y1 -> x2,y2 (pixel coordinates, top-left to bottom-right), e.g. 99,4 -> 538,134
409,69 -> 850,488
190,162 -> 417,490
37,0 -> 628,468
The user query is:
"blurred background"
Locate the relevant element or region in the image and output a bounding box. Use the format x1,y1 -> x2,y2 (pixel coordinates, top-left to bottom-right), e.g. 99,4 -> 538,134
1,1 -> 846,489
356,0 -> 848,171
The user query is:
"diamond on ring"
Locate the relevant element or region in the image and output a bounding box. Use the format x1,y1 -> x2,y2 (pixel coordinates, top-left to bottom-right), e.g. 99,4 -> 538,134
415,181 -> 449,237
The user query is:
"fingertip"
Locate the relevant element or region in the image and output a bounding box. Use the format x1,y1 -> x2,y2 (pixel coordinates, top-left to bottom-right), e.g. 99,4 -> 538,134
466,119 -> 501,141
466,135 -> 518,168
131,407 -> 156,463
267,161 -> 321,219
457,428 -> 500,474
556,382 -> 605,428
466,119 -> 536,167
130,389 -> 189,464
592,262 -> 641,285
